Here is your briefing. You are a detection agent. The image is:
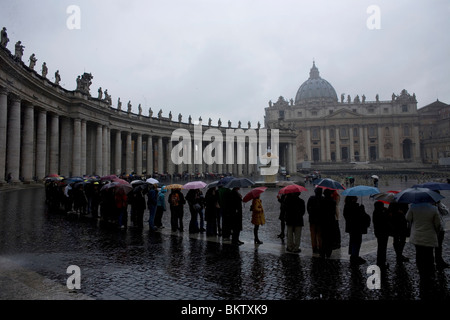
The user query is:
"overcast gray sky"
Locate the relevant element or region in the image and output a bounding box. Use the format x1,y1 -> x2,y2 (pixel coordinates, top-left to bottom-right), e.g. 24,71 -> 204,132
1,0 -> 449,127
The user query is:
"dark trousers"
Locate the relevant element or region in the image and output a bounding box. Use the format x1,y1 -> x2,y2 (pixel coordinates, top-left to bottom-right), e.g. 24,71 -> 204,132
393,234 -> 406,258
376,235 -> 389,266
348,232 -> 362,258
155,206 -> 164,227
435,231 -> 446,264
415,245 -> 435,278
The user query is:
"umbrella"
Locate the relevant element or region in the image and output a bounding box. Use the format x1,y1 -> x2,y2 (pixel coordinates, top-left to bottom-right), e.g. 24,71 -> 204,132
411,182 -> 450,191
276,181 -> 296,187
243,187 -> 268,203
130,179 -> 146,186
166,184 -> 184,190
218,176 -> 235,187
341,185 -> 380,197
206,180 -> 219,188
100,181 -> 133,194
370,190 -> 400,204
146,177 -> 159,184
313,178 -> 346,190
394,187 -> 444,204
371,175 -> 379,179
278,184 -> 308,195
183,181 -> 207,190
100,174 -> 118,182
112,178 -> 130,185
224,178 -> 255,189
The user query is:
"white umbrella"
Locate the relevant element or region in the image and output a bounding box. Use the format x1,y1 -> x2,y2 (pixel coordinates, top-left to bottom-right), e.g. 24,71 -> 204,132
146,178 -> 159,184
371,175 -> 379,179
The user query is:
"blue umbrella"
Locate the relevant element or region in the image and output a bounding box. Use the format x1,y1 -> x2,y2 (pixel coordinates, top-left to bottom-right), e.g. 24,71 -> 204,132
217,176 -> 234,187
411,182 -> 450,191
394,187 -> 444,204
341,185 -> 380,197
313,178 -> 346,190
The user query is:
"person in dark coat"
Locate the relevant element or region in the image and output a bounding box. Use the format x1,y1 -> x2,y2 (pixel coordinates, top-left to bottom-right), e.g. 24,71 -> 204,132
284,192 -> 305,253
205,187 -> 219,236
168,188 -> 186,232
373,200 -> 391,270
318,189 -> 337,259
388,202 -> 410,263
228,187 -> 244,245
276,192 -> 287,241
343,196 -> 371,265
307,187 -> 323,254
147,184 -> 158,231
130,186 -> 147,228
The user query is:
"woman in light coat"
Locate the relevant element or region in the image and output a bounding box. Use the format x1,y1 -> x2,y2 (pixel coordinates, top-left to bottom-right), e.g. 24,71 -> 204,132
406,202 -> 441,278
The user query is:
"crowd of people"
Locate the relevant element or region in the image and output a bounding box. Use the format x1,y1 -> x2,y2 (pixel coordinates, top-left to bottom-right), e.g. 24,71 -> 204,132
44,175 -> 449,279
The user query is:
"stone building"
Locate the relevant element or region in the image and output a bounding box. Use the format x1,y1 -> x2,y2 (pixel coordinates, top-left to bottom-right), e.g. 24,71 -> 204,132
0,28 -> 297,183
265,62 -> 424,168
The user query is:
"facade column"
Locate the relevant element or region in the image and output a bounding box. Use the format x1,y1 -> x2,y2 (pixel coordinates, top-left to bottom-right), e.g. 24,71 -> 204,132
305,128 -> 311,162
157,136 -> 163,174
377,126 -> 384,161
80,120 -> 87,176
72,119 -> 81,177
359,126 -> 365,162
60,117 -> 71,177
349,126 -> 354,162
136,133 -> 143,175
0,88 -> 7,182
393,126 -> 401,160
325,128 -> 330,162
36,110 -> 47,180
146,136 -> 153,175
49,114 -> 59,175
6,96 -> 21,182
335,127 -> 341,162
106,128 -> 111,175
364,126 -> 370,161
413,125 -> 421,162
96,124 -> 103,176
320,127 -> 326,162
126,132 -> 133,174
21,103 -> 34,182
114,130 -> 122,176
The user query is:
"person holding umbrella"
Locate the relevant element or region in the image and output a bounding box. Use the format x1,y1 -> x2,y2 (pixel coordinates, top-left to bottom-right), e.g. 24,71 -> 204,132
229,187 -> 244,246
250,194 -> 266,244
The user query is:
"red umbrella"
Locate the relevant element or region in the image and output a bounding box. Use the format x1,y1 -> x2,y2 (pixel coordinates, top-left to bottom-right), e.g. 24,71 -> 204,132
278,184 -> 308,195
243,187 -> 268,203
112,178 -> 130,185
100,174 -> 118,182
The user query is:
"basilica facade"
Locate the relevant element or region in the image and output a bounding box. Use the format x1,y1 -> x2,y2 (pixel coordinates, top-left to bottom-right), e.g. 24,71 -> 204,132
265,62 -> 428,167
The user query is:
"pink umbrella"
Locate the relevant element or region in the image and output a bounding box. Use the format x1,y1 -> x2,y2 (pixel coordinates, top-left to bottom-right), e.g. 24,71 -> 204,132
243,187 -> 267,203
183,181 -> 207,190
278,184 -> 308,195
112,178 -> 130,185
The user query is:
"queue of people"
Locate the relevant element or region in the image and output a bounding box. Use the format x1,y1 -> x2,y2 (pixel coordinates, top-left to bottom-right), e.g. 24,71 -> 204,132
44,176 -> 449,278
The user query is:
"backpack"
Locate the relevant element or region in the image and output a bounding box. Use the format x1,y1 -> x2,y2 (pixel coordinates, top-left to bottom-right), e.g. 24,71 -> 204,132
170,192 -> 180,206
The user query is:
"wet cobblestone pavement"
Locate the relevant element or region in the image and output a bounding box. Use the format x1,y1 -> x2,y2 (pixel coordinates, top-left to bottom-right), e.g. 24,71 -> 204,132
1,177 -> 450,307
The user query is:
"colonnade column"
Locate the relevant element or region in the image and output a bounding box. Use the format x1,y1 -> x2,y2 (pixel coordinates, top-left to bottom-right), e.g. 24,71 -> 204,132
157,136 -> 163,174
0,88 -> 7,182
146,136 -> 153,175
80,120 -> 87,176
6,96 -> 21,182
72,119 -> 81,177
102,126 -> 108,176
49,114 -> 60,175
60,117 -> 71,177
114,130 -> 122,176
126,132 -> 132,174
96,124 -> 103,176
136,134 -> 142,175
36,110 -> 47,180
21,103 -> 34,182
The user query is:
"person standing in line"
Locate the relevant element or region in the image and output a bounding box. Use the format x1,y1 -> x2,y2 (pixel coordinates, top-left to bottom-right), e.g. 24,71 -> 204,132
373,200 -> 391,270
155,186 -> 167,228
284,192 -> 306,253
115,188 -> 128,229
388,202 -> 410,263
229,187 -> 244,246
131,185 -> 147,228
406,202 -> 442,279
318,189 -> 337,259
276,192 -> 287,242
343,196 -> 371,265
147,184 -> 158,231
433,190 -> 450,270
307,187 -> 323,254
250,194 -> 266,244
331,190 -> 342,250
168,187 -> 186,232
205,187 -> 219,236
219,186 -> 232,240
186,189 -> 200,233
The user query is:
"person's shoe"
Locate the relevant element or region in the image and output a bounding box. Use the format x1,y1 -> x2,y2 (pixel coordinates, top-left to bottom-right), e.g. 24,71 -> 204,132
255,239 -> 263,244
277,233 -> 285,240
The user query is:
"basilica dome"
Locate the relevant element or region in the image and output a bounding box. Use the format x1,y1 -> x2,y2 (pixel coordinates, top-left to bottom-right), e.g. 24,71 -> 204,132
294,62 -> 338,104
